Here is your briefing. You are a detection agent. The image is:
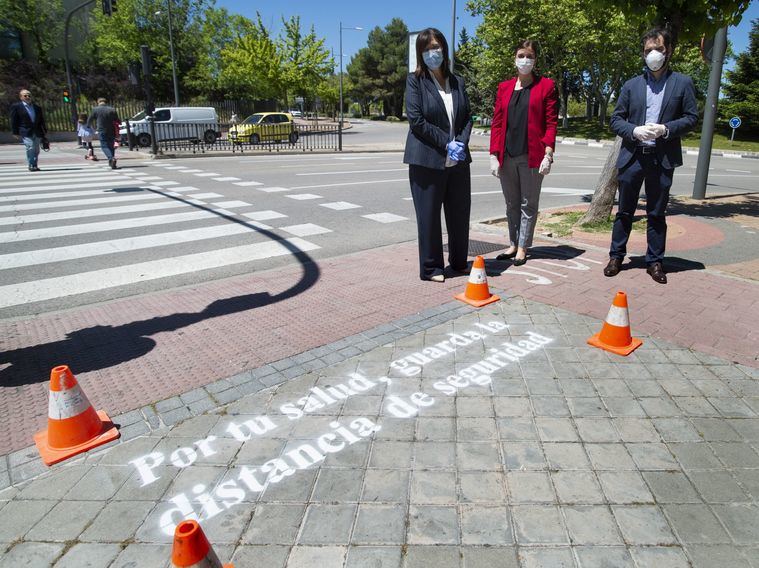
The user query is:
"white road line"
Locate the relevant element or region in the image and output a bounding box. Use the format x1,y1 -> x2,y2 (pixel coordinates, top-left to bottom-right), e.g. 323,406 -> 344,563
256,187 -> 290,193
233,181 -> 264,187
163,166 -> 189,170
150,181 -> 180,186
726,169 -> 751,173
0,179 -> 143,194
0,188 -> 151,203
320,201 -> 361,210
0,192 -> 164,212
0,172 -> 124,185
243,211 -> 287,221
213,208 -> 235,216
213,177 -> 241,181
130,176 -> 164,181
362,213 -> 408,223
286,194 -> 323,200
180,169 -> 204,173
194,172 -> 220,177
210,200 -> 251,208
182,192 -> 223,199
290,178 -> 407,190
0,224 -> 254,269
295,168 -> 406,176
0,211 -> 217,243
0,201 -> 185,226
279,223 -> 332,237
0,238 -> 320,309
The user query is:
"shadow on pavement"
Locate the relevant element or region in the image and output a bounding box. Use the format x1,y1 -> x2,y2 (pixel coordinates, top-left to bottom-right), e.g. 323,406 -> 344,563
0,190 -> 321,387
623,255 -> 706,273
669,193 -> 759,220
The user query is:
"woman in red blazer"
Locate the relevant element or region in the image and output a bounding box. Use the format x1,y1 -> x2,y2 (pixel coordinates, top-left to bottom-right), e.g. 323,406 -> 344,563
489,39 -> 558,265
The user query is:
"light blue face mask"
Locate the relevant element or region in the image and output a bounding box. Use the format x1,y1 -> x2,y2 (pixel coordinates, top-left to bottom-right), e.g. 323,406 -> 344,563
423,48 -> 444,70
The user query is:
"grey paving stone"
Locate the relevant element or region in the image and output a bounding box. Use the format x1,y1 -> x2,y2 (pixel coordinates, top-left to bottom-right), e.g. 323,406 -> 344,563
241,503 -> 305,544
312,468 -> 365,502
298,503 -> 356,544
155,396 -> 183,412
457,417 -> 498,441
567,396 -> 607,417
688,470 -> 751,502
260,469 -> 317,502
518,546 -> 575,567
16,464 -> 89,499
25,500 -> 103,542
585,444 -> 636,471
574,418 -> 620,443
543,443 -> 591,470
574,546 -> 634,567
613,418 -> 660,442
229,545 -> 289,567
639,396 -> 680,416
559,379 -> 596,397
414,441 -> 456,469
536,417 -> 578,442
411,470 -> 457,504
563,505 -> 623,545
403,545 -> 460,568
552,471 -> 604,504
531,396 -> 570,417
612,505 -> 677,545
653,418 -> 703,441
626,443 -> 680,470
52,542 -> 123,568
511,505 -> 568,544
197,503 -> 251,544
497,417 -> 538,441
460,505 -> 512,545
461,546 -> 518,568
710,442 -> 759,468
501,442 -> 546,470
712,504 -> 759,544
0,542 -> 65,568
691,417 -> 743,441
456,396 -> 494,417
675,396 -> 720,416
456,442 -> 501,470
407,505 -> 459,544
362,469 -> 409,502
597,471 -> 654,504
642,471 -> 701,503
507,471 -> 554,503
84,500 -> 155,542
685,544 -> 752,568
459,471 -> 507,502
64,465 -> 133,500
374,417 -> 416,441
369,441 -> 414,468
0,499 -> 56,541
629,546 -> 690,568
732,469 -> 759,500
663,504 -> 731,543
345,546 -> 402,568
669,442 -> 723,469
351,504 -> 405,544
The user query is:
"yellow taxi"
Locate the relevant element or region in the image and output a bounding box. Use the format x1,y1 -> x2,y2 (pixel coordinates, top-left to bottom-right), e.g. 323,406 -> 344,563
229,112 -> 298,144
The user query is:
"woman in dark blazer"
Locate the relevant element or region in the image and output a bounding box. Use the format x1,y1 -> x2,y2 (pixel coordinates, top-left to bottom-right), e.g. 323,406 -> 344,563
489,39 -> 558,265
403,28 -> 473,282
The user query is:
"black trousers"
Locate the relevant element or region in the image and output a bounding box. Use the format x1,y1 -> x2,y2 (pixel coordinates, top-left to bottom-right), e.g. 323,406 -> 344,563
409,163 -> 471,280
610,152 -> 673,265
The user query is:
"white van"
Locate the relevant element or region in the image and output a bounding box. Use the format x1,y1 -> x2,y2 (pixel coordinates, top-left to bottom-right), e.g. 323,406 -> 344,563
121,107 -> 220,147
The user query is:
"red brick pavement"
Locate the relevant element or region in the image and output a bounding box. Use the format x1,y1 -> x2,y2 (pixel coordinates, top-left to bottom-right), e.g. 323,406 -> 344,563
1,232 -> 757,455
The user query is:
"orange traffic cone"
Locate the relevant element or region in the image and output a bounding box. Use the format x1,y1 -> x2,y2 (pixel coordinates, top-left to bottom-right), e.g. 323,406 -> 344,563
33,365 -> 120,466
454,255 -> 500,307
587,291 -> 643,356
171,520 -> 234,568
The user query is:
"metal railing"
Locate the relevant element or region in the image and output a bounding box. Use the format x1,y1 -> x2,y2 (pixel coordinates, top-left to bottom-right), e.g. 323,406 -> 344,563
122,122 -> 340,154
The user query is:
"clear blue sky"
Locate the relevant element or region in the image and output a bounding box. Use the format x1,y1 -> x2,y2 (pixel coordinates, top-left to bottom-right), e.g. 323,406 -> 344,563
216,0 -> 757,72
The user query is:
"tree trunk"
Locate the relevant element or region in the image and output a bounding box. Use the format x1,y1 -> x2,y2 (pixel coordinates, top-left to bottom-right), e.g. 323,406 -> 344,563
598,95 -> 609,126
561,91 -> 569,128
575,136 -> 622,225
585,97 -> 592,119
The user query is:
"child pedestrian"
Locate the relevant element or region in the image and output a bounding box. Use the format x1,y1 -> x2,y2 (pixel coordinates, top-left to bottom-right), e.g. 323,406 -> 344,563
77,113 -> 97,161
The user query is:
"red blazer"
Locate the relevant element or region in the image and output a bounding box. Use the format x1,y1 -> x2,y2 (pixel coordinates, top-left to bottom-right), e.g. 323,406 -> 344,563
490,75 -> 558,168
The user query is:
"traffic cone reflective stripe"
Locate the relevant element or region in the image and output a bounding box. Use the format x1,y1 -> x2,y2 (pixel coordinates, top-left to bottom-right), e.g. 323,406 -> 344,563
34,365 -> 119,466
587,291 -> 642,356
171,520 -> 234,568
454,255 -> 500,307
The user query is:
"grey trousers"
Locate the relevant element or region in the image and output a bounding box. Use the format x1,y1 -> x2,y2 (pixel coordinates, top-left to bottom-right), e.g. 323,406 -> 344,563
499,153 -> 543,248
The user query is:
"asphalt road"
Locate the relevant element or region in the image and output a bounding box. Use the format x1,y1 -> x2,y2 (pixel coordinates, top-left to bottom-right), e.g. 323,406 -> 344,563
0,121 -> 756,319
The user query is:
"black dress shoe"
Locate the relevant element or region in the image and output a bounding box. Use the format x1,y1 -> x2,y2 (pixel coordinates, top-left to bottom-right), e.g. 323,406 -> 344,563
604,257 -> 622,277
496,250 -> 517,260
513,256 -> 527,266
646,262 -> 667,284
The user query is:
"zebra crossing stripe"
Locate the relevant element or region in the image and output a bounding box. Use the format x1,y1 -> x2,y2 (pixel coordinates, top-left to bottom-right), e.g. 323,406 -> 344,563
0,188 -> 148,203
0,223 -> 254,269
0,201 -> 185,226
0,211 -> 217,243
0,179 -> 143,194
0,237 -> 320,309
0,192 -> 164,213
0,173 -> 121,185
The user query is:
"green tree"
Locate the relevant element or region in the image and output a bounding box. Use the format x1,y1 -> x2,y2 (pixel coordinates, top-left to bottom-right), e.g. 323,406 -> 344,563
347,18 -> 408,118
278,16 -> 333,105
721,18 -> 759,134
0,0 -> 64,62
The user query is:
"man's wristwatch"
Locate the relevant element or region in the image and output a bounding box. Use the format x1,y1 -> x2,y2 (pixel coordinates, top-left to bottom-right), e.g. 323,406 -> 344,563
663,126 -> 670,139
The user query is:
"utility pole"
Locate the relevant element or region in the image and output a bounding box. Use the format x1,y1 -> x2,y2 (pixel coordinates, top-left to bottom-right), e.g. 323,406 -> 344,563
166,0 -> 180,106
450,0 -> 456,72
693,27 -> 728,199
64,0 -> 96,128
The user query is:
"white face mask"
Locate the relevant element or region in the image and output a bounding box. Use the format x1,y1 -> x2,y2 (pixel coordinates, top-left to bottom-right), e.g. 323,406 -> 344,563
515,57 -> 534,75
645,49 -> 666,71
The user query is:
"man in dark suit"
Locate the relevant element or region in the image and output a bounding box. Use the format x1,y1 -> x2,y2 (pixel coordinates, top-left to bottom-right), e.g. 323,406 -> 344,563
10,89 -> 47,172
605,27 -> 698,284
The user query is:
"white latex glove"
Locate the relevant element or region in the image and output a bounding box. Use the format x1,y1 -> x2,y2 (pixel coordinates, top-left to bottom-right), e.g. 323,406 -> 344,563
633,125 -> 656,142
538,155 -> 552,176
646,123 -> 667,138
489,154 -> 500,178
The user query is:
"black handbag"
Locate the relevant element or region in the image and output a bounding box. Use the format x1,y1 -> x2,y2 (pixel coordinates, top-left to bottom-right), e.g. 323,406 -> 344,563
41,137 -> 50,151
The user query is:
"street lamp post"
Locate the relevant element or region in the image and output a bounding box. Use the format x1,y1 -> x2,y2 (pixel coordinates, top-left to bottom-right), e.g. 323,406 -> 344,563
338,22 -> 362,151
156,1 -> 180,106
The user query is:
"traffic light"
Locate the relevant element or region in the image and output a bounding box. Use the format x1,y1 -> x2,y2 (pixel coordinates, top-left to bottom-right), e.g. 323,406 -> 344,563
101,0 -> 117,16
63,89 -> 70,103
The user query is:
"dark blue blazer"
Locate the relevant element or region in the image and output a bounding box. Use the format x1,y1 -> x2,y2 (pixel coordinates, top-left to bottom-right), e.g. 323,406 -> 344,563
10,102 -> 47,138
403,72 -> 473,170
610,70 -> 698,170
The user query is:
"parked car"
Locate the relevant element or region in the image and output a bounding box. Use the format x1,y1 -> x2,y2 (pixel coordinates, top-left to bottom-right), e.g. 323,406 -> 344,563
120,107 -> 220,147
289,109 -> 303,118
229,112 -> 299,144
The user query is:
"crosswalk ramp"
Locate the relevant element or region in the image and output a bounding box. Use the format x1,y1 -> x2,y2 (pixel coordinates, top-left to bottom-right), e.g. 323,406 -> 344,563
0,163 -> 321,313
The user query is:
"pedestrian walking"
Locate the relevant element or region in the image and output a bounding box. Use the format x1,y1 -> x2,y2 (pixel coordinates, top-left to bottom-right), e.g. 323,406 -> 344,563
77,113 -> 98,161
489,39 -> 558,266
604,27 -> 698,284
9,89 -> 47,172
403,27 -> 473,282
88,97 -> 121,169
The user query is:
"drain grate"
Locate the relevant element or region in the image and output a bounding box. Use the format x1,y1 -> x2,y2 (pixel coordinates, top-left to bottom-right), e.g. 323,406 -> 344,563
444,239 -> 504,256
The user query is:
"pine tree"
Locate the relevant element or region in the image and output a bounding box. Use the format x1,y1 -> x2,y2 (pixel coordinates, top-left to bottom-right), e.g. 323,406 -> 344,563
721,18 -> 759,134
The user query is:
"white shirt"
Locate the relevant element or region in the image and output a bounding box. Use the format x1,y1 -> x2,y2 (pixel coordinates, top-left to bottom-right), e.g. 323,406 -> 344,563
432,75 -> 456,167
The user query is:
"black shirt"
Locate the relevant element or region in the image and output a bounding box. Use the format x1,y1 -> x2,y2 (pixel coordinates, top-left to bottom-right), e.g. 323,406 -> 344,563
505,83 -> 533,157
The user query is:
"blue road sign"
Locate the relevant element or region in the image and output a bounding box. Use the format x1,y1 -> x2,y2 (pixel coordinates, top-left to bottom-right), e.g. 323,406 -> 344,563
729,117 -> 742,129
